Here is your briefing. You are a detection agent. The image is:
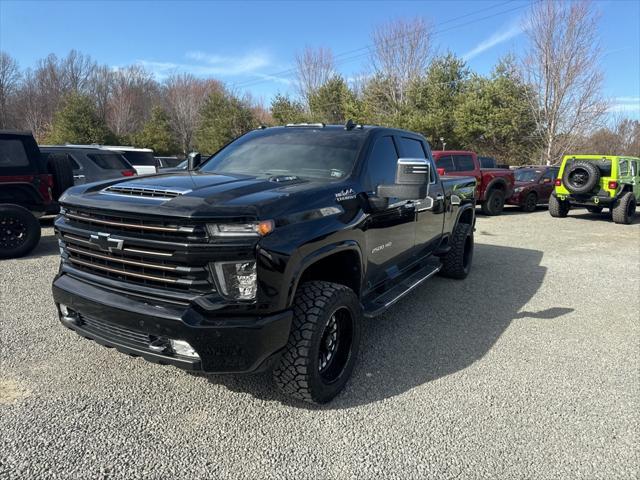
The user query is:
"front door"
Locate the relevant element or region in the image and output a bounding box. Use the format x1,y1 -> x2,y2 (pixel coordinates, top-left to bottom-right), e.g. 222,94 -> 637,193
362,135 -> 416,288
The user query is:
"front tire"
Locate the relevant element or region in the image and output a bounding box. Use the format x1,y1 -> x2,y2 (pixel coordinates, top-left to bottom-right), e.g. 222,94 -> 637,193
521,192 -> 538,212
0,204 -> 41,259
612,192 -> 636,224
273,281 -> 362,404
439,222 -> 473,279
549,195 -> 569,218
481,189 -> 505,216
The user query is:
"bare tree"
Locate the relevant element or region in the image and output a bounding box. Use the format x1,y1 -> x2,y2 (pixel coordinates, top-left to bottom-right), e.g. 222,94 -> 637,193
163,74 -> 222,153
369,17 -> 433,114
521,0 -> 608,164
88,65 -> 114,122
294,47 -> 335,108
0,52 -> 21,128
61,49 -> 97,93
17,69 -> 49,140
107,65 -> 158,138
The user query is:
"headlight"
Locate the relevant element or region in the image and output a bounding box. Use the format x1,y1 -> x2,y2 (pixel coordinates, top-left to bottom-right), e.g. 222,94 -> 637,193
206,220 -> 274,238
211,261 -> 257,300
514,187 -> 524,193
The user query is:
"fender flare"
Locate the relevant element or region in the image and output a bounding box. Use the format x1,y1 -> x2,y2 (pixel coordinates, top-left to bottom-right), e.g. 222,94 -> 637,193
484,177 -> 510,198
453,203 -> 476,229
0,182 -> 45,205
286,240 -> 364,307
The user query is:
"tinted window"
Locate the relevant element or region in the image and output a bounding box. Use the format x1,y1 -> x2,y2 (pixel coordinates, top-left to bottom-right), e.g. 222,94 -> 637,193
515,169 -> 541,182
88,153 -> 130,169
631,161 -> 638,177
364,136 -> 398,190
478,156 -> 496,168
435,155 -> 454,172
122,151 -> 156,166
201,129 -> 367,181
66,154 -> 82,170
399,137 -> 426,158
0,140 -> 29,167
453,155 -> 475,172
541,169 -> 557,181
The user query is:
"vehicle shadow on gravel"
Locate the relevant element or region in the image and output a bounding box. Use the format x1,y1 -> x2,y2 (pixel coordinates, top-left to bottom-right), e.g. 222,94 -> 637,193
198,243 -> 550,409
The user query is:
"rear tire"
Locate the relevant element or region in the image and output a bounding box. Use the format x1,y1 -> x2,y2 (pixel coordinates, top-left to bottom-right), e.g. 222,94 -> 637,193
612,192 -> 636,224
273,281 -> 362,404
586,206 -> 603,214
0,204 -> 41,259
481,189 -> 505,216
439,222 -> 473,279
521,192 -> 538,212
47,154 -> 74,199
549,195 -> 569,218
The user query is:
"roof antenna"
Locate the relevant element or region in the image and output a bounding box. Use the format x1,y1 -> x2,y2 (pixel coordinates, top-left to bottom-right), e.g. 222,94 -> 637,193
344,119 -> 355,130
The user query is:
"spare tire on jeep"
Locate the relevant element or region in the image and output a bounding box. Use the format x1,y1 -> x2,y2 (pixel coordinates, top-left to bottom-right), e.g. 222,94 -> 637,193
46,153 -> 75,199
562,160 -> 600,194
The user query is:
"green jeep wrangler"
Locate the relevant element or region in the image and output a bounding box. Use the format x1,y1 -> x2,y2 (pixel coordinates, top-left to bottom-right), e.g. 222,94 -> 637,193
550,155 -> 639,224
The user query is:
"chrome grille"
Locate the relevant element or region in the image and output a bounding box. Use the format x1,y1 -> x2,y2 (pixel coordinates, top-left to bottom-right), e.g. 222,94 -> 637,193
58,218 -> 213,294
62,207 -> 207,241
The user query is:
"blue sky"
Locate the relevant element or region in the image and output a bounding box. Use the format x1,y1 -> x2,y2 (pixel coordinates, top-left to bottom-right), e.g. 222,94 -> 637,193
1,0 -> 638,117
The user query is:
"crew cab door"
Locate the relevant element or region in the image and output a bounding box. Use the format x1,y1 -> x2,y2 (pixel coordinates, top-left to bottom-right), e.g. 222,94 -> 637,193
397,136 -> 445,255
362,135 -> 416,288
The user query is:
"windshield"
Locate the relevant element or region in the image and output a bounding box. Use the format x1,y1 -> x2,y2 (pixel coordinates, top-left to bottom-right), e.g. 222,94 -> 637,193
121,151 -> 156,166
515,169 -> 542,182
199,128 -> 367,181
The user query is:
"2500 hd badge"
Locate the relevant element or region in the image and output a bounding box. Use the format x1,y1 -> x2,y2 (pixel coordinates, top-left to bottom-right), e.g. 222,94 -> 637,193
52,123 -> 476,404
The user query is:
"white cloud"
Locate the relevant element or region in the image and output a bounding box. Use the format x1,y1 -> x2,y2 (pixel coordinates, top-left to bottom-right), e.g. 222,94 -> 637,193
137,50 -> 273,80
463,22 -> 523,61
609,97 -> 640,113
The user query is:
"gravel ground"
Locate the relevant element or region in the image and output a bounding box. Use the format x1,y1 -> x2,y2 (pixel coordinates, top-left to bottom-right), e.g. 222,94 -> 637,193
1,208 -> 638,479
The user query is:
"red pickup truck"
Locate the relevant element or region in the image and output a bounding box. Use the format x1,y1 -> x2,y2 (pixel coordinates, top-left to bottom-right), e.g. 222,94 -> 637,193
432,150 -> 515,215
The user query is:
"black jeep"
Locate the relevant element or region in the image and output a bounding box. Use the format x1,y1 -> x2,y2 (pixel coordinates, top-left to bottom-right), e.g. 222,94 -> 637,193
0,131 -> 74,258
52,123 -> 476,403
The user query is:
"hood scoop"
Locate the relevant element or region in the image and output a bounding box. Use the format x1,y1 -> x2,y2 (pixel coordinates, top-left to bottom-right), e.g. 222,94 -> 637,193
102,183 -> 192,200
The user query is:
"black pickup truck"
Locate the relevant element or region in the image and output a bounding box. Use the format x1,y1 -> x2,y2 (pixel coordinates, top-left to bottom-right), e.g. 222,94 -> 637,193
52,123 -> 476,403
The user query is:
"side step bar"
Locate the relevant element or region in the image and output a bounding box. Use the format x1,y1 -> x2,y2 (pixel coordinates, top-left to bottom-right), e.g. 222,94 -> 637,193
362,261 -> 441,318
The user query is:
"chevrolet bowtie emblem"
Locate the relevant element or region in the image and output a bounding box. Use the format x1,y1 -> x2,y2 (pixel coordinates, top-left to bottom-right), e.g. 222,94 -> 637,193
89,232 -> 124,252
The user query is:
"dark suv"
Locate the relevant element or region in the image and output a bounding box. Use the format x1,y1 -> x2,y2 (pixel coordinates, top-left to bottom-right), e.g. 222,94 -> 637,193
507,166 -> 559,212
0,131 -> 74,258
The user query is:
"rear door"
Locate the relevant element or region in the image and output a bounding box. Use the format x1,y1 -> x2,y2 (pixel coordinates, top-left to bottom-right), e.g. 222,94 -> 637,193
362,135 -> 416,288
397,136 -> 444,256
629,159 -> 640,198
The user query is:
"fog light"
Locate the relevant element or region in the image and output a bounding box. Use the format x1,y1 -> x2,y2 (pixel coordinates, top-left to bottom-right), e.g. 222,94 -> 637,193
170,339 -> 200,358
212,261 -> 257,300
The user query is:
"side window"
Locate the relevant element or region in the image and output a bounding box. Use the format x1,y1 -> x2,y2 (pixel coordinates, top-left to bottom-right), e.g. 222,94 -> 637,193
0,140 -> 29,167
618,160 -> 629,176
399,137 -> 426,159
435,155 -> 454,172
67,154 -> 82,170
453,155 -> 475,172
365,136 -> 398,191
541,169 -> 556,182
631,161 -> 638,177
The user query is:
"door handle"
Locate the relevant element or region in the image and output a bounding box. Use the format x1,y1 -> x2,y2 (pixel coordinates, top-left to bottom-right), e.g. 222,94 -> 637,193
435,194 -> 444,201
73,174 -> 85,180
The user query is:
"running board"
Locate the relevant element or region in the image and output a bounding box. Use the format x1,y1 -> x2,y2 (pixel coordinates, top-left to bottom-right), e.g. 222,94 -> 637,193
362,261 -> 441,318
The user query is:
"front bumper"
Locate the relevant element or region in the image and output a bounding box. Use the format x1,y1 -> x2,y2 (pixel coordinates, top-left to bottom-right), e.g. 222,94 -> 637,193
507,191 -> 526,206
52,274 -> 293,373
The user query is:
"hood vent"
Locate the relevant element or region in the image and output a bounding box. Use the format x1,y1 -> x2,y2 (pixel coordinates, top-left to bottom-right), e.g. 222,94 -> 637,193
102,183 -> 192,200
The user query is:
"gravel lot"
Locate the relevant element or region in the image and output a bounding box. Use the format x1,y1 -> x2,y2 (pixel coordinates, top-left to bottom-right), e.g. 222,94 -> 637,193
1,208 -> 638,479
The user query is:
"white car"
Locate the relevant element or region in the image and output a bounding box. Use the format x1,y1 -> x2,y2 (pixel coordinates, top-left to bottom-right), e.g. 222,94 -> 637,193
100,146 -> 157,175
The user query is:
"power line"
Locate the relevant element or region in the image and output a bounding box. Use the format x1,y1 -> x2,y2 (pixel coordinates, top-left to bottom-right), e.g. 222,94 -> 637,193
231,0 -> 533,91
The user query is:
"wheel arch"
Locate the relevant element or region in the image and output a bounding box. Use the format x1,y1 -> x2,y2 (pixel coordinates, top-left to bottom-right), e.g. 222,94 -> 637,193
288,242 -> 364,307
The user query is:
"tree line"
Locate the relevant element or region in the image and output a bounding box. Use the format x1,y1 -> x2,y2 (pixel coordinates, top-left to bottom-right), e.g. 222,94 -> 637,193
0,0 -> 638,163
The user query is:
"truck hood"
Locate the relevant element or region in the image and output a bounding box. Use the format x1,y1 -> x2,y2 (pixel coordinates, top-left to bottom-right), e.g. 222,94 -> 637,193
59,171 -> 347,220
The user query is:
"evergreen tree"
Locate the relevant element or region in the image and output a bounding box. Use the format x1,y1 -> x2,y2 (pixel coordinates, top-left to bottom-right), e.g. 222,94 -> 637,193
309,76 -> 362,124
133,106 -> 178,155
270,94 -> 307,124
195,90 -> 256,154
46,93 -> 114,144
